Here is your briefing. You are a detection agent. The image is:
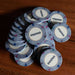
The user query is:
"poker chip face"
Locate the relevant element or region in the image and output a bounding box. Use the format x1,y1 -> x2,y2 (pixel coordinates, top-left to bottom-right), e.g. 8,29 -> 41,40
54,26 -> 67,38
14,56 -> 34,66
25,23 -> 46,45
14,43 -> 33,58
49,11 -> 67,24
51,14 -> 63,23
40,49 -> 63,71
29,27 -> 42,41
52,23 -> 71,42
32,7 -> 51,21
44,53 -> 58,67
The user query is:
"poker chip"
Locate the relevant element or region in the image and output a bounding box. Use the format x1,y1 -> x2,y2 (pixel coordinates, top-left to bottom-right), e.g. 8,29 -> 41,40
14,43 -> 33,58
25,23 -> 46,45
8,41 -> 25,47
52,23 -> 71,42
5,42 -> 25,54
18,16 -> 25,26
11,26 -> 22,34
9,32 -> 23,39
19,15 -> 29,26
14,22 -> 23,30
8,34 -> 23,41
32,7 -> 51,22
40,49 -> 63,71
24,11 -> 38,23
8,36 -> 24,42
49,11 -> 67,24
14,56 -> 34,66
9,33 -> 23,39
8,39 -> 25,46
10,30 -> 22,35
8,36 -> 25,47
34,39 -> 55,51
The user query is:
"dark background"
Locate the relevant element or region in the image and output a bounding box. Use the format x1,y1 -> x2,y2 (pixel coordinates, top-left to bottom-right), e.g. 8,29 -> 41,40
0,0 -> 75,75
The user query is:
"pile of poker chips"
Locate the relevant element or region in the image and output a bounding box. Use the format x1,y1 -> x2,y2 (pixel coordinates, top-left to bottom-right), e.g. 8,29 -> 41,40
5,7 -> 71,71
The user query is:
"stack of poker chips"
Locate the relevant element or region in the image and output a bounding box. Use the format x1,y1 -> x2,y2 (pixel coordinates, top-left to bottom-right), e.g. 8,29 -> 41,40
5,7 -> 71,71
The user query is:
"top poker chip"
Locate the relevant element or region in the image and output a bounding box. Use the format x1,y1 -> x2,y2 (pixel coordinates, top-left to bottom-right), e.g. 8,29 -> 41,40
40,49 -> 63,71
49,11 -> 67,24
52,23 -> 71,42
32,7 -> 51,21
25,23 -> 46,45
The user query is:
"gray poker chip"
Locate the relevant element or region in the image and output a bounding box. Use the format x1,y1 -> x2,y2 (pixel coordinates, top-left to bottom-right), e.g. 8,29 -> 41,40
49,11 -> 67,24
14,56 -> 34,66
8,34 -> 23,41
32,7 -> 51,22
10,30 -> 22,35
12,26 -> 22,34
40,49 -> 63,71
14,22 -> 23,30
9,32 -> 23,39
24,12 -> 38,23
18,16 -> 25,26
25,23 -> 46,45
5,42 -> 25,54
24,12 -> 42,24
8,39 -> 24,44
14,43 -> 33,58
9,33 -> 23,39
34,39 -> 55,51
8,39 -> 25,47
52,23 -> 71,42
18,15 -> 29,26
8,37 -> 24,43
